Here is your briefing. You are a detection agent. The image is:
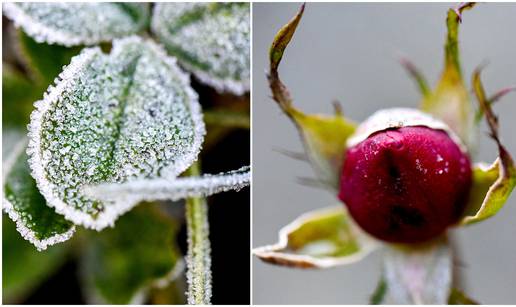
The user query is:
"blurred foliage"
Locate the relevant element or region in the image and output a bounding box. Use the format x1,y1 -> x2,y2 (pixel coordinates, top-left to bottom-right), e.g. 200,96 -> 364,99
2,215 -> 69,303
81,205 -> 182,304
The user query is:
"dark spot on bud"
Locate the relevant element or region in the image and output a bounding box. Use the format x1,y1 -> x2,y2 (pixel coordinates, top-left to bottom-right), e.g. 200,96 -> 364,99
389,205 -> 425,228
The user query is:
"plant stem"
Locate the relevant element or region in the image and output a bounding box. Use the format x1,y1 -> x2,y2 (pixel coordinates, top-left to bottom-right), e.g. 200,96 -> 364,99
185,161 -> 212,305
203,109 -> 250,129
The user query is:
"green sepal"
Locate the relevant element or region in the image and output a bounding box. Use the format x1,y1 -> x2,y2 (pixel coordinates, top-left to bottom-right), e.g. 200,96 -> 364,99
253,206 -> 378,269
370,275 -> 388,304
2,215 -> 70,303
448,288 -> 478,304
267,4 -> 357,189
81,204 -> 182,304
460,69 -> 516,225
419,3 -> 476,149
3,139 -> 75,251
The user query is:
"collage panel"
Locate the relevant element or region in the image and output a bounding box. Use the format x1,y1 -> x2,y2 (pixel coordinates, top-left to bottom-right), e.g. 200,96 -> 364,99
252,2 -> 516,305
2,2 -> 249,305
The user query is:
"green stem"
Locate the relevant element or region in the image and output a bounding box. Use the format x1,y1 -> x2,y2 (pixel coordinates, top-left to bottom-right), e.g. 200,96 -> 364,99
203,109 -> 249,129
185,161 -> 212,305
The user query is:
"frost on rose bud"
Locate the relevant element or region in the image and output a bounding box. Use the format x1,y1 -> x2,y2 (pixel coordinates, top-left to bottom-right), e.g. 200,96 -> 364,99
339,109 -> 472,243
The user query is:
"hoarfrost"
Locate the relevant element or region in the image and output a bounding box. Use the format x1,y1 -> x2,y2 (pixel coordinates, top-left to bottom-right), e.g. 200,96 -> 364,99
152,3 -> 250,95
27,36 -> 205,230
83,166 -> 251,204
3,3 -> 149,46
185,196 -> 212,304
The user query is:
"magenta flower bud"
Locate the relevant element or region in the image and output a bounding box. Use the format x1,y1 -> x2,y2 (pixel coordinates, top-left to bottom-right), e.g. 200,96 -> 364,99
338,109 -> 472,243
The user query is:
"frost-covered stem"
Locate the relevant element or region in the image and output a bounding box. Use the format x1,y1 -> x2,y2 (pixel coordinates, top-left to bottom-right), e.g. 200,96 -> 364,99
185,161 -> 212,305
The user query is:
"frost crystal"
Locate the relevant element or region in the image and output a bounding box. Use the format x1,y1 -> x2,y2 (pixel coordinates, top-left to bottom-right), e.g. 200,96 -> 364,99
83,166 -> 250,205
3,3 -> 149,46
3,139 -> 75,251
152,3 -> 250,95
27,36 -> 205,230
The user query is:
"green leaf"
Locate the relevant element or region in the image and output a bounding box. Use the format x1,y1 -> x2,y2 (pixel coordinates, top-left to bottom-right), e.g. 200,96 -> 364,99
3,139 -> 75,251
3,215 -> 69,303
419,3 -> 476,149
253,206 -> 378,269
152,3 -> 250,95
16,30 -> 82,85
3,3 -> 150,46
2,64 -> 40,128
81,205 -> 182,304
383,238 -> 452,304
267,4 -> 357,189
460,69 -> 516,225
448,288 -> 478,304
27,36 -> 205,231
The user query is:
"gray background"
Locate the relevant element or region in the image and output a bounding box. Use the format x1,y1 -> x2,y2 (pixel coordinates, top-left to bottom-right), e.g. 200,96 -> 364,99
252,3 -> 516,304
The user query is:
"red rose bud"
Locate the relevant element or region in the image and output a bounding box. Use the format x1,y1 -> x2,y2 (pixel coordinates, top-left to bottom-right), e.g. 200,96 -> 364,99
338,109 -> 472,243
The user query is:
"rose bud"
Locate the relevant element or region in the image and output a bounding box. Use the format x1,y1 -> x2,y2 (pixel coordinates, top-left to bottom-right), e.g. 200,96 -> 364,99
338,108 -> 472,243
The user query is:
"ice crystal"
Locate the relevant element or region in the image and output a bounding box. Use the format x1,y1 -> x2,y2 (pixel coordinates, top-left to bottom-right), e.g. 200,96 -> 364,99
83,166 -> 250,205
3,139 -> 75,251
27,36 -> 205,230
3,3 -> 149,46
152,3 -> 250,95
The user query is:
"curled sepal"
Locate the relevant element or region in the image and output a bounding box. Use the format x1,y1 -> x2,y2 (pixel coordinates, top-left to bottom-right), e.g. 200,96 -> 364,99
2,139 -> 75,251
83,166 -> 250,205
460,69 -> 516,225
268,4 -> 357,189
3,3 -> 150,46
253,206 -> 378,269
151,3 -> 250,95
81,205 -> 183,304
27,36 -> 205,230
384,238 -> 452,304
420,3 -> 476,149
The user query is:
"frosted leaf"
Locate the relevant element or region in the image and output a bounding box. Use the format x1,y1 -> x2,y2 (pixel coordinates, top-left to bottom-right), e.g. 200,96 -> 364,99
3,139 -> 75,251
152,3 -> 250,95
83,166 -> 250,205
3,3 -> 150,46
27,36 -> 205,230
